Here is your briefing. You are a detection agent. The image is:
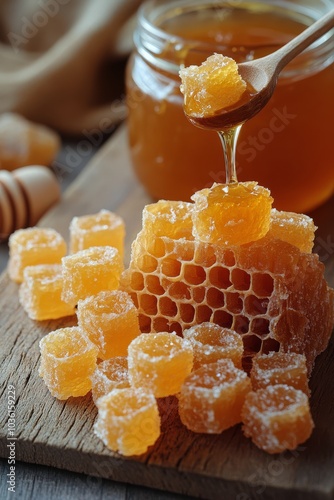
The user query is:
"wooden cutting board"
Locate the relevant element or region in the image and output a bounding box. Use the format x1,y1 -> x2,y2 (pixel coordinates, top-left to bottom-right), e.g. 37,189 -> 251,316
0,126 -> 333,500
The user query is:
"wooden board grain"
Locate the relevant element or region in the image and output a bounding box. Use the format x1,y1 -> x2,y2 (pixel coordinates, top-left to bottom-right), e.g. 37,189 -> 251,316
0,126 -> 333,500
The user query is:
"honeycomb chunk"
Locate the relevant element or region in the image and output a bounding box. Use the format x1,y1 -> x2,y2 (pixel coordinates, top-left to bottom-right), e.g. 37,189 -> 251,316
19,264 -> 75,320
269,209 -> 316,253
242,384 -> 314,453
191,182 -> 273,246
69,210 -> 125,257
61,246 -> 123,306
8,227 -> 66,283
250,351 -> 310,396
39,326 -> 98,399
77,290 -> 140,360
142,200 -> 194,240
178,359 -> 251,433
128,332 -> 193,397
90,357 -> 129,403
179,53 -> 247,117
183,322 -> 243,369
94,388 -> 160,456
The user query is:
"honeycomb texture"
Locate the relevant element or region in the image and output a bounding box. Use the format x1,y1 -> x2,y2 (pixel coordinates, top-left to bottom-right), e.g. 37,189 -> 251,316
122,222 -> 334,373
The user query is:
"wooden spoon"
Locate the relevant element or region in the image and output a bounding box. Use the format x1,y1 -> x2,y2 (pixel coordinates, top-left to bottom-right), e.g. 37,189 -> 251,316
189,9 -> 334,131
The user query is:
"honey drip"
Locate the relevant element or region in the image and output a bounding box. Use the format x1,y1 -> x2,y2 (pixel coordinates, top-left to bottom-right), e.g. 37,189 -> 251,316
218,125 -> 242,184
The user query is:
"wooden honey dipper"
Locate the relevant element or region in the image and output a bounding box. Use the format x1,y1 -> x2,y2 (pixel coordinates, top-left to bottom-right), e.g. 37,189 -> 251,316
0,166 -> 61,241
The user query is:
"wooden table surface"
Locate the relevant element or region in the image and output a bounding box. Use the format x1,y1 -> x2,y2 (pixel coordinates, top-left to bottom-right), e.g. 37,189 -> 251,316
0,125 -> 333,500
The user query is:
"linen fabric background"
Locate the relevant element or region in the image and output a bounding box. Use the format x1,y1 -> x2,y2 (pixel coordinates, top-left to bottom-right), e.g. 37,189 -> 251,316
0,0 -> 143,135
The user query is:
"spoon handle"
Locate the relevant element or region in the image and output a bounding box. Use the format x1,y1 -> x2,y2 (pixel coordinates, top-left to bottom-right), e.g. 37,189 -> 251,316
263,9 -> 334,74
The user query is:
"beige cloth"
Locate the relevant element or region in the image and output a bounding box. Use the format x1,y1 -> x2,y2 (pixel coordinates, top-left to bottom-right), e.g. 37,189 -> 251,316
0,0 -> 142,135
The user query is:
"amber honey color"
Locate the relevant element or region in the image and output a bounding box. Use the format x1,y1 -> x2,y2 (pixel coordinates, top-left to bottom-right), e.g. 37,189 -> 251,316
127,2 -> 334,212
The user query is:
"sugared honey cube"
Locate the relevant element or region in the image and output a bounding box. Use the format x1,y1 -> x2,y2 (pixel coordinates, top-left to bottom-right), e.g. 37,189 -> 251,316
242,384 -> 314,454
8,227 -> 66,283
179,359 -> 251,433
183,322 -> 244,370
142,200 -> 193,240
179,53 -> 247,117
250,351 -> 310,396
19,264 -> 75,320
61,246 -> 123,306
69,209 -> 125,257
91,357 -> 129,404
128,332 -> 193,397
192,182 -> 273,246
94,388 -> 160,456
269,209 -> 316,253
39,326 -> 98,400
77,290 -> 140,360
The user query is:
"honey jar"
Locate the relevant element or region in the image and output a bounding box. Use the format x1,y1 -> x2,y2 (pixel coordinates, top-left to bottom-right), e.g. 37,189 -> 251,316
126,0 -> 334,212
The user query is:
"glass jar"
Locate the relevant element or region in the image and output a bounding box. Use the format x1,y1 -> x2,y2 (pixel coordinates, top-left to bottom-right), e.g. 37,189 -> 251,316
126,0 -> 334,212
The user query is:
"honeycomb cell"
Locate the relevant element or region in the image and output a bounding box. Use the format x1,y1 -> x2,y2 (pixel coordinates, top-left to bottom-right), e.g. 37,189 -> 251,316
183,322 -> 243,369
212,310 -> 233,329
225,293 -> 243,314
192,286 -> 206,303
139,314 -> 151,332
245,295 -> 269,316
206,287 -> 225,308
194,245 -> 216,267
179,303 -> 195,323
169,282 -> 191,300
184,264 -> 206,285
209,266 -> 231,289
140,294 -> 158,316
128,332 -> 193,397
174,240 -> 195,261
261,338 -> 281,355
196,304 -> 213,323
179,359 -> 251,434
137,254 -> 158,273
159,296 -> 178,317
231,268 -> 251,291
170,322 -> 183,336
153,316 -> 171,332
147,237 -> 165,258
242,334 -> 262,355
233,315 -> 250,335
251,272 -> 274,297
130,272 -> 144,291
146,275 -> 165,295
161,257 -> 181,277
222,249 -> 236,267
251,317 -> 270,337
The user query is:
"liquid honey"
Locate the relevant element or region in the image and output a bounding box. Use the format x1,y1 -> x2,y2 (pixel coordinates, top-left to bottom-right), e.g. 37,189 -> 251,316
126,2 -> 334,212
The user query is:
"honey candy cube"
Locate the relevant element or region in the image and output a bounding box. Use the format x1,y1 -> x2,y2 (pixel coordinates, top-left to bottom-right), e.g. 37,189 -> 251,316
269,209 -> 316,253
191,182 -> 273,246
94,388 -> 160,456
61,246 -> 123,306
77,290 -> 140,360
19,264 -> 75,320
179,53 -> 247,117
242,384 -> 314,454
39,326 -> 98,400
250,351 -> 310,396
69,209 -> 125,257
183,322 -> 243,370
128,332 -> 193,398
142,200 -> 194,240
8,227 -> 66,283
178,359 -> 251,433
91,357 -> 129,404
